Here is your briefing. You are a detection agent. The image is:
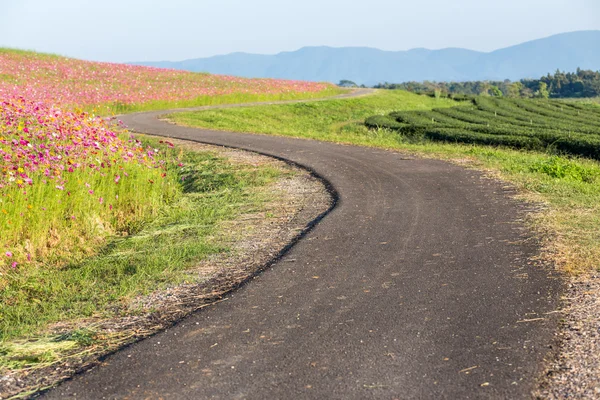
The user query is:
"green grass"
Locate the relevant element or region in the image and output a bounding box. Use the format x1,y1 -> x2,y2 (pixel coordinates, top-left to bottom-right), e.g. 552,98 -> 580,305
0,141 -> 179,271
170,89 -> 456,143
566,97 -> 600,107
169,89 -> 600,276
104,87 -> 346,115
0,142 -> 283,349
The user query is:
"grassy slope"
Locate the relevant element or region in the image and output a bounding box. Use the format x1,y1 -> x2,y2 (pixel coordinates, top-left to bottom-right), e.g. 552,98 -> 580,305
171,89 -> 456,144
1,140 -> 286,369
1,49 -> 346,396
108,87 -> 346,115
1,49 -> 343,343
170,89 -> 600,276
0,48 -> 345,116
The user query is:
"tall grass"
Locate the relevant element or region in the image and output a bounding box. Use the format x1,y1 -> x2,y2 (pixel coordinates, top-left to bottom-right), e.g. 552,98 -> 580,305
1,153 -> 179,271
0,142 -> 283,341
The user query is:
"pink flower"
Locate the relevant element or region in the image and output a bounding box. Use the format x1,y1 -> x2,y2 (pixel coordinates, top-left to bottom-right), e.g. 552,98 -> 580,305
5,251 -> 13,258
11,261 -> 17,269
114,175 -> 120,184
99,197 -> 104,204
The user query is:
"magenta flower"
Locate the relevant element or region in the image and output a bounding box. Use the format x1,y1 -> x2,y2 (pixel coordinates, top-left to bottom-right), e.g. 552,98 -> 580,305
5,251 -> 13,258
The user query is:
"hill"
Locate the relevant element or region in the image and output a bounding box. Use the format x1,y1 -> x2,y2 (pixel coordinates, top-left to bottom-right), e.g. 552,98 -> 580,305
132,31 -> 600,86
0,48 -> 336,114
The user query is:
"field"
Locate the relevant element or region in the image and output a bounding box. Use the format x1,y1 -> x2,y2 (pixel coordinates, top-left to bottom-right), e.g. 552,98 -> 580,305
365,96 -> 600,160
0,49 -> 340,396
170,90 -> 600,276
0,48 -> 338,278
3,46 -> 600,397
0,49 -> 340,115
171,89 -> 456,143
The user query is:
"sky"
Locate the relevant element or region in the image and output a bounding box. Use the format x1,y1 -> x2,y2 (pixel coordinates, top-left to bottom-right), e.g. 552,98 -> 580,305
1,0 -> 599,62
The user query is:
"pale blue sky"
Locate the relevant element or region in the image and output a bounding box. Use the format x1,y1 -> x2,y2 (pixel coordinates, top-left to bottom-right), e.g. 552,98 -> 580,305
1,0 -> 599,62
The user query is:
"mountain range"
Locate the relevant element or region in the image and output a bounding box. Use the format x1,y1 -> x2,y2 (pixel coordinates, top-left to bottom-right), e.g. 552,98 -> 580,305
131,31 -> 600,86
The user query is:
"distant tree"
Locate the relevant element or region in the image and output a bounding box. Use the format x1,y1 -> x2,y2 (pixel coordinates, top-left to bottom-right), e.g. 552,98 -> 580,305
476,82 -> 491,96
520,87 -> 534,98
338,80 -> 358,88
371,68 -> 600,99
507,82 -> 523,98
489,86 -> 503,97
535,82 -> 550,99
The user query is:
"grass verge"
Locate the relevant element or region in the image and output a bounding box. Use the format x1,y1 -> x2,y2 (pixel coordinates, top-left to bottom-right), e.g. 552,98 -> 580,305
0,138 -> 288,379
170,89 -> 456,142
169,89 -> 600,276
104,87 -> 346,115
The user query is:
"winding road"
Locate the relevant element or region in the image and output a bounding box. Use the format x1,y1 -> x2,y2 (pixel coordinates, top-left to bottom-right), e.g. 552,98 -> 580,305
43,91 -> 562,399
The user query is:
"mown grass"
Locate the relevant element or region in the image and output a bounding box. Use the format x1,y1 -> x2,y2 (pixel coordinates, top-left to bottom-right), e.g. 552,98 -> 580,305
170,89 -> 600,276
0,140 -> 284,363
104,87 -> 346,115
170,89 -> 456,142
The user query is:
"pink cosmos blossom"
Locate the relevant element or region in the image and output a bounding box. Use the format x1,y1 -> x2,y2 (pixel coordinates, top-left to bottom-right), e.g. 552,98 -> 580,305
0,50 -> 333,270
0,51 -> 330,112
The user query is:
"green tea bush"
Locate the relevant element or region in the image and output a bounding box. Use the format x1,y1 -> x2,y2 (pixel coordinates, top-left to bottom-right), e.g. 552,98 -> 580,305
366,97 -> 600,160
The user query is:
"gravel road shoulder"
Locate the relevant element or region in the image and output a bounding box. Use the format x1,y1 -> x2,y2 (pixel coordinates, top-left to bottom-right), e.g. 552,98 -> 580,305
536,273 -> 600,399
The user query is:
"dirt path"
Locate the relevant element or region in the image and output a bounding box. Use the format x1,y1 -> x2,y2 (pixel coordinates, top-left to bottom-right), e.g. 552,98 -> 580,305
42,92 -> 563,399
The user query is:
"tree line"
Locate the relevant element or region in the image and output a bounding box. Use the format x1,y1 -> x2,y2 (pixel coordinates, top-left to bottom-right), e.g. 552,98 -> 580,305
370,69 -> 600,99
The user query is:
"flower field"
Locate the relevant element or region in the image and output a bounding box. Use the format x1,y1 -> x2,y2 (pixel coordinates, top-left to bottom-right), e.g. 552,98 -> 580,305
0,48 -> 336,283
1,96 -> 179,275
0,49 -> 334,113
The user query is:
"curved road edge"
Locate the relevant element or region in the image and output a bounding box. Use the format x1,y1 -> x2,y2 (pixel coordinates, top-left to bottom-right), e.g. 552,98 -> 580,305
44,90 -> 564,400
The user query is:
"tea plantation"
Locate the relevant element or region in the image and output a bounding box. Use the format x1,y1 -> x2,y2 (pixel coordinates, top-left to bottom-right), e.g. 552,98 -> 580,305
366,97 -> 600,159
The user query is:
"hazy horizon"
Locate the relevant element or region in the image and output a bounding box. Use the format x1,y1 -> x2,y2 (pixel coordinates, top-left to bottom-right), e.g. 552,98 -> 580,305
154,30 -> 599,61
1,0 -> 599,63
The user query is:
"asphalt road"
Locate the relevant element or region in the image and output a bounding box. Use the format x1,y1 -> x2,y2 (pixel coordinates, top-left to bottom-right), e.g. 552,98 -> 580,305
43,92 -> 562,399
